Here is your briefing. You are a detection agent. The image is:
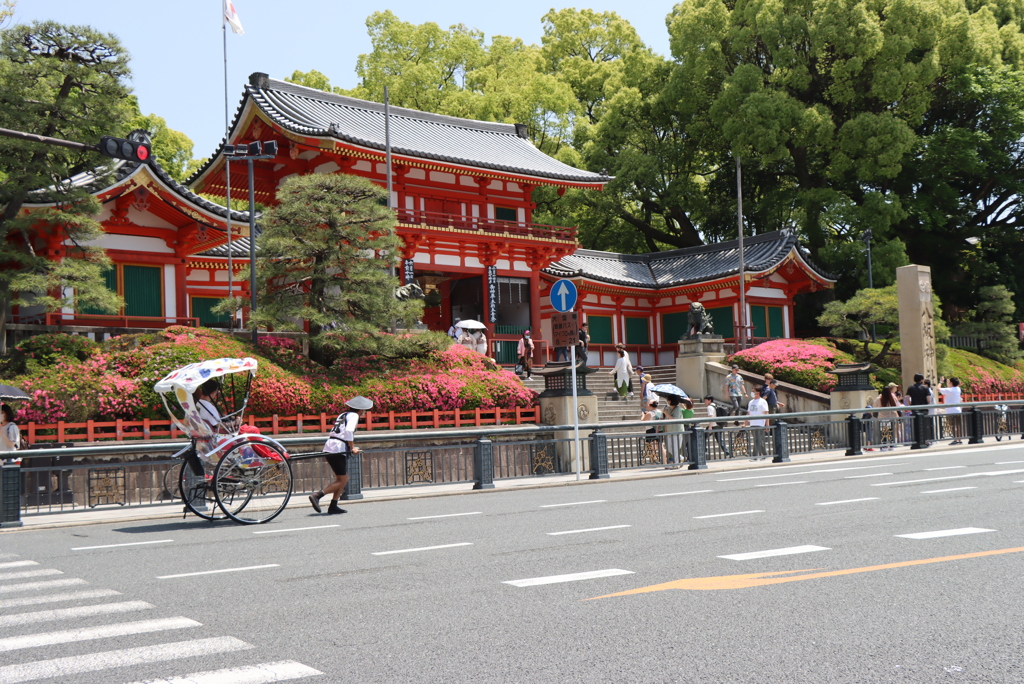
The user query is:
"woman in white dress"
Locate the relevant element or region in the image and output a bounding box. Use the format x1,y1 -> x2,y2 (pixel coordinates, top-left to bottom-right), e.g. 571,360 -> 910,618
609,349 -> 634,399
474,329 -> 488,356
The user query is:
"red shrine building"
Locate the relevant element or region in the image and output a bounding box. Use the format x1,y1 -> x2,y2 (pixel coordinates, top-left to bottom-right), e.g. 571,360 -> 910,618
8,73 -> 834,365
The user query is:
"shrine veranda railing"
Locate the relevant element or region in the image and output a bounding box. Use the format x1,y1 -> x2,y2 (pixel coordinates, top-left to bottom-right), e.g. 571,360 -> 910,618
9,401 -> 1023,516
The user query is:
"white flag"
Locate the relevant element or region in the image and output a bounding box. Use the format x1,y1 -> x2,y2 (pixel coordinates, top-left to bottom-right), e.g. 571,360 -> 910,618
224,0 -> 244,34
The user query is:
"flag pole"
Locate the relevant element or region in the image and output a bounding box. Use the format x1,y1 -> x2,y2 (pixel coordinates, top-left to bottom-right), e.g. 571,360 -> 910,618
222,3 -> 234,330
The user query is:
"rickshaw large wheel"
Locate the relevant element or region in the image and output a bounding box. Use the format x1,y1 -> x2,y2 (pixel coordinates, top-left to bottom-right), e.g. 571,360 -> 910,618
213,440 -> 292,524
178,460 -> 231,522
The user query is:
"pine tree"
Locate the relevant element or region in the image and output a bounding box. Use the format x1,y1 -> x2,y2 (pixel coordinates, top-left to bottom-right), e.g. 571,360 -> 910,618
245,174 -> 422,363
0,21 -> 132,353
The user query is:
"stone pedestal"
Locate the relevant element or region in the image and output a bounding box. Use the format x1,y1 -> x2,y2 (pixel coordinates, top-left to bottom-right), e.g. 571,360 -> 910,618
828,363 -> 876,417
536,362 -> 599,473
896,265 -> 939,389
676,335 -> 726,398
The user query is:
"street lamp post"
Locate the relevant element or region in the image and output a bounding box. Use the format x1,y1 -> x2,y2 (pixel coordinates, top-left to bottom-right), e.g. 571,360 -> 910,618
225,140 -> 278,344
862,228 -> 875,342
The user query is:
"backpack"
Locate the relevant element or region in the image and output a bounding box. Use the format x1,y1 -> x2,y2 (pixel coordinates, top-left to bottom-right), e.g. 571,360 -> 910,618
324,411 -> 354,454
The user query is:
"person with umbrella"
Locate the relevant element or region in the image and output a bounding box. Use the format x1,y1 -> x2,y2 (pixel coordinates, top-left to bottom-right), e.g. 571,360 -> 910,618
309,396 -> 373,515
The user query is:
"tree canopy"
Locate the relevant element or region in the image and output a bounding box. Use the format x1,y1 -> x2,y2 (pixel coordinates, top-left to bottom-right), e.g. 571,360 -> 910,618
276,3 -> 1024,325
247,174 -> 423,363
0,21 -> 133,352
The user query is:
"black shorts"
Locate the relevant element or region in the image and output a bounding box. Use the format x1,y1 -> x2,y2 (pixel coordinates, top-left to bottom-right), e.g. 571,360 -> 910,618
325,451 -> 349,476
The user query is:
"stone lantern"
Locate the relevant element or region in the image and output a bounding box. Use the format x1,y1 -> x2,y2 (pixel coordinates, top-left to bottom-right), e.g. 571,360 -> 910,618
535,360 -> 600,472
827,362 -> 877,415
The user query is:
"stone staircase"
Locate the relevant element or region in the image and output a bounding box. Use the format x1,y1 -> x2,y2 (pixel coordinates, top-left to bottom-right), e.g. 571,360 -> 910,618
518,364 -> 705,426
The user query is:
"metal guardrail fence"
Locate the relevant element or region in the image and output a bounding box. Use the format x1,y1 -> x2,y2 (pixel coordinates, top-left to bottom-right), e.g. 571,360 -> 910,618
4,401 -> 1022,520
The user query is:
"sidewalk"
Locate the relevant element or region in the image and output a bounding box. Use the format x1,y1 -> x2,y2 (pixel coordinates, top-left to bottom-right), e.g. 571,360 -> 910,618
5,440 -> 978,531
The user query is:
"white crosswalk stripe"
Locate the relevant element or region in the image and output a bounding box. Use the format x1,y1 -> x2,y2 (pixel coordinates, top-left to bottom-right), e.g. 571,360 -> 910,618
0,617 -> 200,652
0,636 -> 254,683
0,600 -> 153,628
0,561 -> 38,570
0,557 -> 324,683
0,578 -> 87,594
119,660 -> 323,683
0,588 -> 121,610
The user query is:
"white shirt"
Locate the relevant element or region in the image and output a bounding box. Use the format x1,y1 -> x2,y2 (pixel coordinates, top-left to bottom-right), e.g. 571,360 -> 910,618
938,386 -> 962,414
333,411 -> 360,451
705,403 -> 718,419
746,396 -> 769,427
0,422 -> 19,452
197,399 -> 222,429
612,355 -> 634,385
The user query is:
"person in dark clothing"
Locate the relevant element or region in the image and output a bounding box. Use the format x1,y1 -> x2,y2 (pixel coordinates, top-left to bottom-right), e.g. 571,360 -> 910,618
906,374 -> 930,405
905,373 -> 933,444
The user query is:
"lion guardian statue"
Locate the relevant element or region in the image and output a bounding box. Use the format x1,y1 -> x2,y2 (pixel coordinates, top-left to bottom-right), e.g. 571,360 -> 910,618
687,302 -> 715,336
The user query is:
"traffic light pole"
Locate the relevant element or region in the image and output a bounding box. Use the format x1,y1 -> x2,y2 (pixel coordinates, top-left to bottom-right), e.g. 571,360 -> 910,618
0,127 -> 99,153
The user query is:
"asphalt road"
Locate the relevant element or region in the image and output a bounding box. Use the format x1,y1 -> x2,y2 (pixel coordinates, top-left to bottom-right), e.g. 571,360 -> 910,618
2,443 -> 1023,683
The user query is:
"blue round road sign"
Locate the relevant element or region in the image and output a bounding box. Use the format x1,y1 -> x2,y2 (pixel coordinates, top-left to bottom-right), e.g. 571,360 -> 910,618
550,279 -> 578,313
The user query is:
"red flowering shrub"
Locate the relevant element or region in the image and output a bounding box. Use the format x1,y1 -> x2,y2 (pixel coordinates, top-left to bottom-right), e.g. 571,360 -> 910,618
18,356 -> 145,423
729,339 -> 856,393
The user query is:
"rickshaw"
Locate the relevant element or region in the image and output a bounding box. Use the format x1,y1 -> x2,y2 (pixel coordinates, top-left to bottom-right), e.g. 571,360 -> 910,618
155,357 -> 293,524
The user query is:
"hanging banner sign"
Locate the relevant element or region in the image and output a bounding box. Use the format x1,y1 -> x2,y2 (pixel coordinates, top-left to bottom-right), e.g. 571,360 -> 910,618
487,265 -> 498,323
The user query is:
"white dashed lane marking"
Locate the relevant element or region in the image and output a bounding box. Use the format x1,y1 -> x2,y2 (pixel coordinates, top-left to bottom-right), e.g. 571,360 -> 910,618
694,510 -> 764,519
540,500 -> 607,508
157,565 -> 279,580
654,490 -> 714,497
816,497 -> 881,506
896,528 -> 995,540
921,487 -> 977,494
503,569 -> 634,587
119,660 -> 323,683
407,512 -> 483,520
547,525 -> 631,536
372,543 -> 473,556
718,545 -> 831,561
73,540 -> 174,550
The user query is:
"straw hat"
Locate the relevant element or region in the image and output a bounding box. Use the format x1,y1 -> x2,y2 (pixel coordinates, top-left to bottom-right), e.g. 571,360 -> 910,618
345,396 -> 373,411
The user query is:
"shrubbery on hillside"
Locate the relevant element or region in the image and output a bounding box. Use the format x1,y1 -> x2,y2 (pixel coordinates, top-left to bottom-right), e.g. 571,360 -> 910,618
728,338 -> 856,393
3,328 -> 535,424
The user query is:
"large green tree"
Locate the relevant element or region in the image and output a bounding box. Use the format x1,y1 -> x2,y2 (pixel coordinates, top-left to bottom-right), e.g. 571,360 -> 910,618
247,174 -> 422,363
0,21 -> 132,353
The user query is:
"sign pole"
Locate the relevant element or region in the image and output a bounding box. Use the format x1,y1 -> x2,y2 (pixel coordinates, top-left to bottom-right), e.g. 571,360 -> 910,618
570,340 -> 581,481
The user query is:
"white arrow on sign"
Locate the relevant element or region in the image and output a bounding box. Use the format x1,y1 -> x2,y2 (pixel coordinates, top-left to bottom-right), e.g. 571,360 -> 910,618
555,281 -> 572,311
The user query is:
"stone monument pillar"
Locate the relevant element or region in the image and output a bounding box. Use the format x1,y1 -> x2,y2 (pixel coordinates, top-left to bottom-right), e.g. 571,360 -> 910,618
535,361 -> 600,473
676,335 -> 726,398
896,264 -> 938,389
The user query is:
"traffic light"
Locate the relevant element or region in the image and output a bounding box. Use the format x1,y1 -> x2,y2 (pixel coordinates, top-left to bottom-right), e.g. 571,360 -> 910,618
97,136 -> 151,163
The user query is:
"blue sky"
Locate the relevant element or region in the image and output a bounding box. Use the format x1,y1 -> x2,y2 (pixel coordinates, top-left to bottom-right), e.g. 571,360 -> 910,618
16,1 -> 675,160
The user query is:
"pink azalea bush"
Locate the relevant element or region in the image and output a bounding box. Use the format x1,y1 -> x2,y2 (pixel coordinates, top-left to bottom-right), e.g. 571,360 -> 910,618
7,328 -> 536,424
728,339 -> 856,393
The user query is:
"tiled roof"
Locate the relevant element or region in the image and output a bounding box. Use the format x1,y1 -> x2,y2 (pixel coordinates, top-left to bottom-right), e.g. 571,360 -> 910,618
544,231 -> 834,288
188,73 -> 610,186
25,130 -> 251,225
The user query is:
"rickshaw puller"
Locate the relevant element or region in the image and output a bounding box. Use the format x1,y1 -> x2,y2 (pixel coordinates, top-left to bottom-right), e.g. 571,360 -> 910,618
310,396 -> 372,515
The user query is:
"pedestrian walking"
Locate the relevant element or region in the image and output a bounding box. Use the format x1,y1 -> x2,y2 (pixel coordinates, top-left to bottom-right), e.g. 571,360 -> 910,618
641,374 -> 656,407
703,395 -> 732,457
724,364 -> 746,417
745,390 -> 770,460
938,377 -> 963,444
473,328 -> 488,356
760,373 -> 774,398
873,383 -> 900,450
1,404 -> 21,460
577,323 -> 589,363
309,396 -> 373,515
517,330 -> 535,379
663,395 -> 685,468
906,373 -> 932,444
447,318 -> 463,340
640,399 -> 665,464
765,379 -> 785,414
609,348 -> 634,399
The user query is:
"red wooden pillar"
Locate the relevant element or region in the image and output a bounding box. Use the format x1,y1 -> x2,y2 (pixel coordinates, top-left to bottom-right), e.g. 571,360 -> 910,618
529,271 -> 542,360
175,256 -> 187,322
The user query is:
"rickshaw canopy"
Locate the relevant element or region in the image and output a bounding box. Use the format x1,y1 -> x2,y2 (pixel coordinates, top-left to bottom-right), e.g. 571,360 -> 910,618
154,357 -> 259,395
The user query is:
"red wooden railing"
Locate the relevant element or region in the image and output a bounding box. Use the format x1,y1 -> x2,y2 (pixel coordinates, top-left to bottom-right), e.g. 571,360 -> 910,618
962,393 -> 1024,403
395,208 -> 576,242
21,406 -> 542,445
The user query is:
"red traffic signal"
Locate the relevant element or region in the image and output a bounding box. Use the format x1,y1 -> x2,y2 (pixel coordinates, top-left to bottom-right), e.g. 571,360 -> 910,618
98,136 -> 151,163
